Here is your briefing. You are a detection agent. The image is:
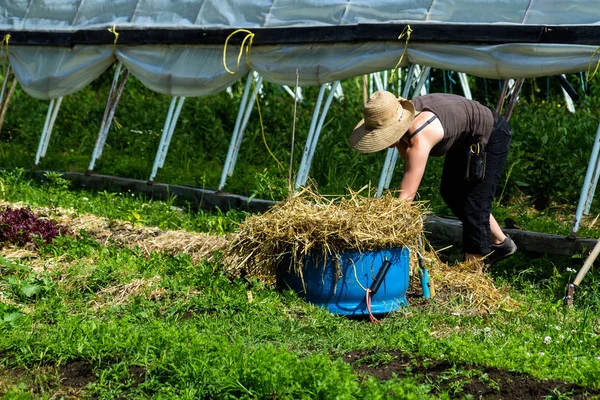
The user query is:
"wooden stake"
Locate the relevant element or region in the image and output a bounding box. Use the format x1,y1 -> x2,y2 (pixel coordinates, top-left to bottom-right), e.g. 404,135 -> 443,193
363,74 -> 368,104
0,76 -> 17,134
289,69 -> 299,189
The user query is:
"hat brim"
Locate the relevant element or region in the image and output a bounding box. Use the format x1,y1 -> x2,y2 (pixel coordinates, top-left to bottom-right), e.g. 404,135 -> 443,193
350,99 -> 415,153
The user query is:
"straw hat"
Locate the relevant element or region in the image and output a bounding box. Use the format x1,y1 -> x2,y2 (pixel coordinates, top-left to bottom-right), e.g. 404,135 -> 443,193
350,91 -> 415,153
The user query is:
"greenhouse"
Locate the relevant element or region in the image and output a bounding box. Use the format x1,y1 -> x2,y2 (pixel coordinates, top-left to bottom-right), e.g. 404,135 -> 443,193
2,1 -> 600,398
1,1 -> 599,232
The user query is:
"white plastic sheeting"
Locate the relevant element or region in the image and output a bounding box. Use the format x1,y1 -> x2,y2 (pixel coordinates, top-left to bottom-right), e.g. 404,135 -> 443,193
1,0 -> 600,99
9,46 -> 114,99
3,0 -> 600,29
117,46 -> 247,97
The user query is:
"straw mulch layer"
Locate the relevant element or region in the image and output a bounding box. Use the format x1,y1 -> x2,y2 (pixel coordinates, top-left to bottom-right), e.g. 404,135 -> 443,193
88,276 -> 166,311
0,202 -> 228,264
227,189 -> 516,314
0,198 -> 516,314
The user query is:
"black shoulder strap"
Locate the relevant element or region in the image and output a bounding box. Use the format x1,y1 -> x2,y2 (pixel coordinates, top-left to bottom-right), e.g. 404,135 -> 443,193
409,115 -> 438,139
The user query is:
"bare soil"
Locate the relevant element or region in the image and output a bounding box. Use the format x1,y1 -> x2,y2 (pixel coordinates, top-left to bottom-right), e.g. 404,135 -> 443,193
343,350 -> 600,399
60,360 -> 96,390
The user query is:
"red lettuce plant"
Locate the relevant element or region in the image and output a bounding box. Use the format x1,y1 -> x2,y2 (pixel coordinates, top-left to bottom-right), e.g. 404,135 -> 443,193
0,207 -> 67,247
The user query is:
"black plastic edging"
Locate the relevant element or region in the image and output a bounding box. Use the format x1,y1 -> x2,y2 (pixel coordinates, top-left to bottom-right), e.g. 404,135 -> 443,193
31,170 -> 275,213
3,23 -> 600,47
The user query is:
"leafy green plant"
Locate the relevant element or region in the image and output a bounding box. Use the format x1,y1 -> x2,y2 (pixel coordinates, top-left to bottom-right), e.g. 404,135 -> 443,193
249,170 -> 291,201
8,274 -> 55,302
43,172 -> 71,191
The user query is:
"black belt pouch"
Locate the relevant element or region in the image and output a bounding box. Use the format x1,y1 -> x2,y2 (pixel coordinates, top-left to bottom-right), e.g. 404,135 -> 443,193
465,143 -> 486,182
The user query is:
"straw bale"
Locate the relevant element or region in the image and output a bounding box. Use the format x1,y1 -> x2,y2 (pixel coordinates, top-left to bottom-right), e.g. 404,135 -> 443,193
226,188 -> 426,278
226,188 -> 517,314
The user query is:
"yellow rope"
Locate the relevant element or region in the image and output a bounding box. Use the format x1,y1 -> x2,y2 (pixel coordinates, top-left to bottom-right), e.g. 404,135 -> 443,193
349,258 -> 368,292
108,25 -> 119,47
389,25 -> 413,85
254,78 -> 284,171
1,34 -> 10,51
223,29 -> 255,75
223,30 -> 282,170
586,46 -> 600,83
1,34 -> 10,78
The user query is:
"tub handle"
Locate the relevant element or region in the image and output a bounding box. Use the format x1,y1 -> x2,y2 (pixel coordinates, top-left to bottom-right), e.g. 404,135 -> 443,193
369,260 -> 392,295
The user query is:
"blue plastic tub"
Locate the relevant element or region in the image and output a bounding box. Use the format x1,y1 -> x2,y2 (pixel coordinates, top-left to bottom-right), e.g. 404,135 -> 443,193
276,247 -> 410,317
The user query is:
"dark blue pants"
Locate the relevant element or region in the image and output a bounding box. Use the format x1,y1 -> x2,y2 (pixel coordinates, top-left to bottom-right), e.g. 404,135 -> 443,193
439,114 -> 512,255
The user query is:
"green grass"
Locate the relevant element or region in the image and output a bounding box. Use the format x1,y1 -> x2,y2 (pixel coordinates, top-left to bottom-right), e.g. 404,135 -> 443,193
3,72 -> 600,397
0,173 -> 600,399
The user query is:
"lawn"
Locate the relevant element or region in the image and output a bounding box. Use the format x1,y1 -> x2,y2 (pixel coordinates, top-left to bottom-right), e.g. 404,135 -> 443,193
0,171 -> 599,399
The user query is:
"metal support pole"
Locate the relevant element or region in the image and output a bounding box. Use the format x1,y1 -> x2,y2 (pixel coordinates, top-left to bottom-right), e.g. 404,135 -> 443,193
149,96 -> 178,183
383,70 -> 388,91
496,79 -> 510,113
282,85 -> 303,102
34,97 -> 64,166
373,72 -> 384,93
295,84 -> 327,189
584,150 -> 600,215
411,67 -> 430,99
458,72 -> 473,100
377,65 -> 417,197
218,73 -> 254,191
158,96 -> 186,168
572,120 -> 600,236
88,64 -> 129,172
402,65 -> 417,99
41,96 -> 63,158
99,62 -> 123,142
35,99 -> 55,166
416,66 -> 428,97
397,68 -> 403,97
295,81 -> 340,189
380,148 -> 397,194
228,76 -> 264,176
560,74 -> 576,113
503,79 -> 524,122
97,70 -> 130,159
334,83 -> 344,101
